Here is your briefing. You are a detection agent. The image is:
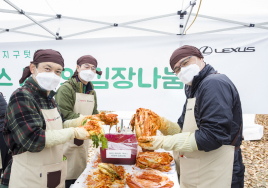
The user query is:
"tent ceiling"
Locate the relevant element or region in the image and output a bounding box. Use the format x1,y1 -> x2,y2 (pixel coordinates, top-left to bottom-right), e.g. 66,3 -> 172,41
0,0 -> 268,43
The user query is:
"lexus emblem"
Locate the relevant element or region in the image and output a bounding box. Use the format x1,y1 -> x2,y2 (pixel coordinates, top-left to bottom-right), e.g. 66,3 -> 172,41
199,46 -> 213,56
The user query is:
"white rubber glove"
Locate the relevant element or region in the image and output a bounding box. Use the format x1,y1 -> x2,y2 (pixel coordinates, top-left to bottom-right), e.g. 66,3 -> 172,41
159,117 -> 182,135
45,127 -> 90,148
73,127 -> 90,140
63,115 -> 85,128
138,132 -> 198,152
45,128 -> 75,148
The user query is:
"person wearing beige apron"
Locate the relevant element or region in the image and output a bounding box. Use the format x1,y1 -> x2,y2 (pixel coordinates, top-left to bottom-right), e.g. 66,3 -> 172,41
55,55 -> 102,188
139,45 -> 245,188
9,108 -> 68,188
1,50 -> 91,188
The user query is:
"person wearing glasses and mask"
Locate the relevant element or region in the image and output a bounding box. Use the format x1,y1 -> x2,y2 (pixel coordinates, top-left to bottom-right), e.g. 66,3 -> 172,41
55,55 -> 101,188
138,45 -> 245,188
1,50 -> 91,188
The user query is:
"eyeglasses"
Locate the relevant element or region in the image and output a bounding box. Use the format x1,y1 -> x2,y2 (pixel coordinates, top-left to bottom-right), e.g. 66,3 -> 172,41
81,64 -> 96,71
173,56 -> 193,75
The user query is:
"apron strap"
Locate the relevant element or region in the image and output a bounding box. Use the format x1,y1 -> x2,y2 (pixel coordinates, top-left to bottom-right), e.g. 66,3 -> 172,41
231,123 -> 242,150
50,98 -> 57,108
85,82 -> 93,94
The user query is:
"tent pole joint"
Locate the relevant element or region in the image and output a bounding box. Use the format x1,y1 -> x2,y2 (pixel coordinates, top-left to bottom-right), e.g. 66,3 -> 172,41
190,1 -> 197,6
19,9 -> 25,14
178,11 -> 187,34
5,29 -> 9,32
56,14 -> 61,19
114,23 -> 118,27
249,24 -> 255,27
56,36 -> 62,40
177,10 -> 187,16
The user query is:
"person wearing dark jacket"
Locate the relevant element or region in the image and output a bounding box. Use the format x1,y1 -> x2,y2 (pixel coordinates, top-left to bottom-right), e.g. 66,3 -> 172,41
0,92 -> 12,178
139,45 -> 244,188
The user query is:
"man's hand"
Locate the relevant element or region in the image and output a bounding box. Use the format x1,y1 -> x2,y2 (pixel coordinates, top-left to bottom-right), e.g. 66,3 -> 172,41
63,115 -> 85,128
73,127 -> 90,140
159,117 -> 182,135
138,132 -> 198,152
138,136 -> 165,150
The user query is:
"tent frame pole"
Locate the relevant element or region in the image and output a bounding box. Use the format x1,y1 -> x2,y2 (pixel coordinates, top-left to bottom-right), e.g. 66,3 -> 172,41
181,1 -> 196,34
120,13 -> 176,25
62,16 -> 113,26
64,26 -> 113,39
10,31 -> 55,39
10,17 -> 56,31
178,0 -> 197,35
0,2 -> 267,40
189,21 -> 268,35
191,13 -> 268,30
3,0 -> 59,39
0,28 -> 54,38
119,25 -> 176,35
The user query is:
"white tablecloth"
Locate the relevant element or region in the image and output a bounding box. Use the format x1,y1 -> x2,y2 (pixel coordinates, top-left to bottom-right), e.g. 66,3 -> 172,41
72,149 -> 180,188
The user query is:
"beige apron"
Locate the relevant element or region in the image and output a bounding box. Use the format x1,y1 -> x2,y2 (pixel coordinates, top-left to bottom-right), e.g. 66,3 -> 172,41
63,93 -> 94,180
9,108 -> 67,188
174,98 -> 235,188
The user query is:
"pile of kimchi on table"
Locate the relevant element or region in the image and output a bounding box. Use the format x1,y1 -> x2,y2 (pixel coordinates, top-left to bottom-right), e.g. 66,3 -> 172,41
85,108 -> 174,188
80,112 -> 119,149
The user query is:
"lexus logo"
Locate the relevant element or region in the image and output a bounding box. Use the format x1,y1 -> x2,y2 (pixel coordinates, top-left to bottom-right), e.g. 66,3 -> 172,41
199,46 -> 213,56
199,46 -> 255,55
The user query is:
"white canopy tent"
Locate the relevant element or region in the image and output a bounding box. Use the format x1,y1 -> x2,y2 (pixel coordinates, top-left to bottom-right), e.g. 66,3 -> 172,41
0,0 -> 267,141
0,0 -> 268,42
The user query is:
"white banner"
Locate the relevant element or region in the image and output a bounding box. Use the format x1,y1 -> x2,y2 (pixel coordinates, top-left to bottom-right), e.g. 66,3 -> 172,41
0,34 -> 267,121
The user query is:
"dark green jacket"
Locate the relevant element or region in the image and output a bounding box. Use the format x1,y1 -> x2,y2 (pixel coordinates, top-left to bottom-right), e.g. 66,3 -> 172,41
55,77 -> 99,120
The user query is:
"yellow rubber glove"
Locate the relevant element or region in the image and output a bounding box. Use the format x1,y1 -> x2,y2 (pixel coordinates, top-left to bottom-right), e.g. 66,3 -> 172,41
138,132 -> 198,152
45,127 -> 90,148
159,117 -> 182,135
63,115 -> 85,128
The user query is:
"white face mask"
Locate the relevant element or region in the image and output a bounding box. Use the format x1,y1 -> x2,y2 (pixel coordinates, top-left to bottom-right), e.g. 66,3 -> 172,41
79,70 -> 96,82
34,70 -> 61,91
177,64 -> 200,85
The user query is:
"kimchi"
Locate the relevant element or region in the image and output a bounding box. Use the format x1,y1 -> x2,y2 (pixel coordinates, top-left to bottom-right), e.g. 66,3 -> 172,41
126,169 -> 174,188
80,112 -> 119,149
130,108 -> 161,139
136,152 -> 173,172
86,163 -> 126,188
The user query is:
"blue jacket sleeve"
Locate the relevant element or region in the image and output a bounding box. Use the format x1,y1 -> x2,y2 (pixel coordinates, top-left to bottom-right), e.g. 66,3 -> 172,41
195,78 -> 234,152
